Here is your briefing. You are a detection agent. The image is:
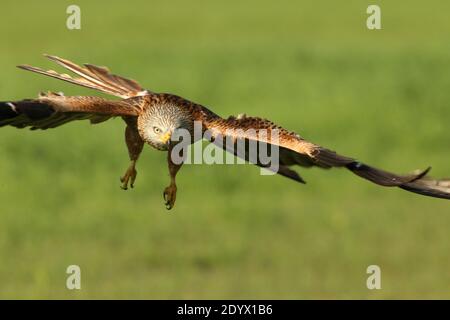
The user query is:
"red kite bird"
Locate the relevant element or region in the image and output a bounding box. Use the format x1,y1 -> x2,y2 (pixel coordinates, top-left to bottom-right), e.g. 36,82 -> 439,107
1,55 -> 449,209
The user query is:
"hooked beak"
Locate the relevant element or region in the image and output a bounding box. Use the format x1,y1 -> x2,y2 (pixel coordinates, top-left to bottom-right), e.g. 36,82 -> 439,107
160,131 -> 172,146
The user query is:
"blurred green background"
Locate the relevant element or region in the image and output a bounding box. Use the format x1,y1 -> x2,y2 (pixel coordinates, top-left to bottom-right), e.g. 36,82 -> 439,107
0,0 -> 449,299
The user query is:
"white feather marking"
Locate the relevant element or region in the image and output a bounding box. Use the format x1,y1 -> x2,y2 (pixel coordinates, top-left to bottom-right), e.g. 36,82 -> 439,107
136,90 -> 150,96
6,102 -> 17,113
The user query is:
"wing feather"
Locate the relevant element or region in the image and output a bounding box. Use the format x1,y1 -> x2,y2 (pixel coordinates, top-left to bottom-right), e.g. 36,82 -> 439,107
0,94 -> 139,130
201,112 -> 450,200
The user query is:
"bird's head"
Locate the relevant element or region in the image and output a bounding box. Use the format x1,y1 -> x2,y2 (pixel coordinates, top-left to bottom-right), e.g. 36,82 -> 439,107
138,104 -> 192,151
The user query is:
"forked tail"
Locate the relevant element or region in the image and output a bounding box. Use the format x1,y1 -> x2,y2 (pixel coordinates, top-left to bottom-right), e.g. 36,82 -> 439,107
18,54 -> 149,99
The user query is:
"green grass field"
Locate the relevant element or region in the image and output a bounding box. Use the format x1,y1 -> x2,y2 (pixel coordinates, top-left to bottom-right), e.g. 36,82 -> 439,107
0,0 -> 449,299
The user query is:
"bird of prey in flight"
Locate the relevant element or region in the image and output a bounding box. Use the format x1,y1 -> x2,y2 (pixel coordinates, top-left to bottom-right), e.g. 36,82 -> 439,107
0,55 -> 449,209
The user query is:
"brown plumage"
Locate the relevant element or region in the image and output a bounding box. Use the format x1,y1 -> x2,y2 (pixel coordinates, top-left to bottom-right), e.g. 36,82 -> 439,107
1,55 -> 449,209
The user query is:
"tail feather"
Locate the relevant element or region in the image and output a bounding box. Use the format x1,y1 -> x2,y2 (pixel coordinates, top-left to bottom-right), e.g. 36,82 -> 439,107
84,63 -> 143,92
17,54 -> 148,99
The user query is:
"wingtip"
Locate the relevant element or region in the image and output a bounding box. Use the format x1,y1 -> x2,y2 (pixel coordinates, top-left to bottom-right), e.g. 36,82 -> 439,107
411,166 -> 432,182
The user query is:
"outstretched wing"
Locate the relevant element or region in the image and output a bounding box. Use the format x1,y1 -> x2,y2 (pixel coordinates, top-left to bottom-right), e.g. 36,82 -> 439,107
17,54 -> 148,99
0,93 -> 141,130
201,113 -> 450,200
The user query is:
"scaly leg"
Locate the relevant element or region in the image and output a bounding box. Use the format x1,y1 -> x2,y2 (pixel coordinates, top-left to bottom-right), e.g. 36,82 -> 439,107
120,118 -> 144,190
163,147 -> 184,210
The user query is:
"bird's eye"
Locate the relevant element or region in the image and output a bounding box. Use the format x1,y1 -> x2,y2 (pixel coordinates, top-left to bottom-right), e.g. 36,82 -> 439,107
153,127 -> 161,134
